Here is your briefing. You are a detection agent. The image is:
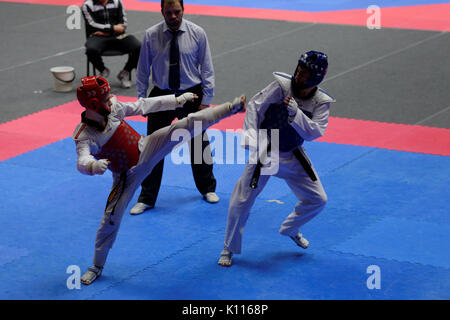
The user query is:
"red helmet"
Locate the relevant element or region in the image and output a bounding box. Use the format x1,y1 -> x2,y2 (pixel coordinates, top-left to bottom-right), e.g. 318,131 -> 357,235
77,76 -> 111,115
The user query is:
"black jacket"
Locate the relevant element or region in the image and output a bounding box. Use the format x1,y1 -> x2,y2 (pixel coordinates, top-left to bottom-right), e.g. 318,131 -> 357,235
82,0 -> 127,36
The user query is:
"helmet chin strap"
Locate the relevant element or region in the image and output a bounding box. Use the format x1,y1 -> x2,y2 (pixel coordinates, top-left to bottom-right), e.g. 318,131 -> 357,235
85,108 -> 105,122
83,109 -> 108,131
291,65 -> 308,97
291,77 -> 317,99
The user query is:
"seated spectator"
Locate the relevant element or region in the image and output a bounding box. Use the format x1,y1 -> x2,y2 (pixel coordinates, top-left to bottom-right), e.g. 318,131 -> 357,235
82,0 -> 141,88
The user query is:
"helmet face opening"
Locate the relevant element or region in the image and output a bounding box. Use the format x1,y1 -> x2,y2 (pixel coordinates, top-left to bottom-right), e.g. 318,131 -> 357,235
292,50 -> 328,91
77,76 -> 111,116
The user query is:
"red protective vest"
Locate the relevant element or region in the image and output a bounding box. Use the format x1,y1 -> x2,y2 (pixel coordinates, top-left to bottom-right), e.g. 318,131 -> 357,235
94,121 -> 141,174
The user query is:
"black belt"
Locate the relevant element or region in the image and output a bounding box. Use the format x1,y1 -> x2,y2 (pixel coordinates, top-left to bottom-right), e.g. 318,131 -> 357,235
250,145 -> 316,189
250,144 -> 271,189
292,147 -> 317,181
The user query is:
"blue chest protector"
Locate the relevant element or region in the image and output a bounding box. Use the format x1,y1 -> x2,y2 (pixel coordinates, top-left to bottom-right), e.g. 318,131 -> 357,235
261,102 -> 312,152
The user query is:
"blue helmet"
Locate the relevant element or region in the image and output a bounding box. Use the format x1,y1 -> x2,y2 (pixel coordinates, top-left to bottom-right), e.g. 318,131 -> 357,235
292,50 -> 328,90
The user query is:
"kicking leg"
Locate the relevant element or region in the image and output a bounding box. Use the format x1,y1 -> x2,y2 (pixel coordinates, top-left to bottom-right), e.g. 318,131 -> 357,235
134,96 -> 245,179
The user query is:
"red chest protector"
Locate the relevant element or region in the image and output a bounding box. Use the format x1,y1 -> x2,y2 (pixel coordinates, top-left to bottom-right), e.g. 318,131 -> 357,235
94,121 -> 141,174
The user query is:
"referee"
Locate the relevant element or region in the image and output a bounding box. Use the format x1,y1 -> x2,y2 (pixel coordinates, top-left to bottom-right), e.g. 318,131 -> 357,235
132,0 -> 218,214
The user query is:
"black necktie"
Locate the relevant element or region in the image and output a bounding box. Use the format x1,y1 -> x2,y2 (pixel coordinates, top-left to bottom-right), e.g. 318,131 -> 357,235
169,30 -> 180,91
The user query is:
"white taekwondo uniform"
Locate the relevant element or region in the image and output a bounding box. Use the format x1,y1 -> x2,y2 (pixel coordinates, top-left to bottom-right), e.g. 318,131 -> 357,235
223,72 -> 335,254
73,95 -> 236,267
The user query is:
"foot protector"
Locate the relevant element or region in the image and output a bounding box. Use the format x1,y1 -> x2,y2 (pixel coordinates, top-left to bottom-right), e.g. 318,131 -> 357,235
81,266 -> 103,285
218,248 -> 233,267
290,233 -> 309,249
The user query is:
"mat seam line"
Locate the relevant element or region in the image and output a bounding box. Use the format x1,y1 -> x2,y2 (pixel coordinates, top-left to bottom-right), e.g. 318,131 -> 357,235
325,248 -> 450,271
84,229 -> 221,300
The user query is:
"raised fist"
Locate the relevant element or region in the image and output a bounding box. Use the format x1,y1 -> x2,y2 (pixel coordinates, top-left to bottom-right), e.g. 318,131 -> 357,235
176,92 -> 198,105
230,94 -> 246,114
284,96 -> 298,118
92,159 -> 109,175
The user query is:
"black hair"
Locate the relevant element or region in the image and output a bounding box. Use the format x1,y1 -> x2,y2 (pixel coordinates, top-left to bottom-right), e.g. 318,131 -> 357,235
161,0 -> 184,9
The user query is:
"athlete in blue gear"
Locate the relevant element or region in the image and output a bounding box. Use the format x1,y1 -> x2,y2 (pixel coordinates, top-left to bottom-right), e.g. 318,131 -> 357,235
218,50 -> 335,267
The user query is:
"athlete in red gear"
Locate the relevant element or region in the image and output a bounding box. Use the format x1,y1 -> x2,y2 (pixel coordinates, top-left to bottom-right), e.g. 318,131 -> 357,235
73,76 -> 246,284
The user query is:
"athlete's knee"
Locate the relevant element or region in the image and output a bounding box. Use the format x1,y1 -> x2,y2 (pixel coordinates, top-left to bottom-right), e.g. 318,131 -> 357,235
305,190 -> 328,210
317,191 -> 328,207
186,112 -> 197,123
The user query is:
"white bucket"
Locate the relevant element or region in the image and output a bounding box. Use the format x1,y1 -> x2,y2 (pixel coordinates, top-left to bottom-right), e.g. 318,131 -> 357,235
50,66 -> 76,92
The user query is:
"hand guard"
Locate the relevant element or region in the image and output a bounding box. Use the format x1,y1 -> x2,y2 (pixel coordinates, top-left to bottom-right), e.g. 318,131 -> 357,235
286,97 -> 298,120
92,159 -> 109,175
230,94 -> 246,114
176,92 -> 196,105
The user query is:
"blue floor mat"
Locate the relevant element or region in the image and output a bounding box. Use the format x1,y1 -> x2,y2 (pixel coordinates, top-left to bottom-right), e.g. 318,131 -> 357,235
0,128 -> 448,299
333,216 -> 450,269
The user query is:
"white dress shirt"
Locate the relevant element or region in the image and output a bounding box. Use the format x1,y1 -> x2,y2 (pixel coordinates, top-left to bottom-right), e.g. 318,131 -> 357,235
136,19 -> 215,105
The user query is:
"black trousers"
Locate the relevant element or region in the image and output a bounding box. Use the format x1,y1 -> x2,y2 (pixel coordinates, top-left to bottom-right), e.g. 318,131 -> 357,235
85,34 -> 141,72
137,84 -> 216,206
